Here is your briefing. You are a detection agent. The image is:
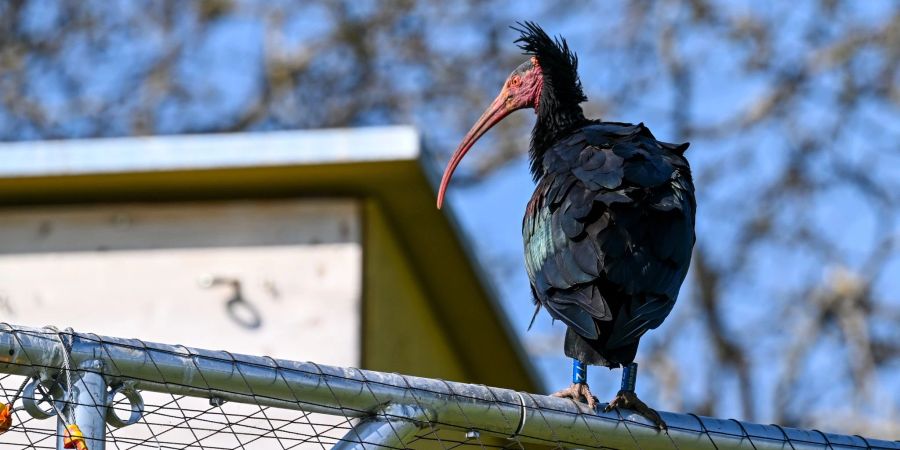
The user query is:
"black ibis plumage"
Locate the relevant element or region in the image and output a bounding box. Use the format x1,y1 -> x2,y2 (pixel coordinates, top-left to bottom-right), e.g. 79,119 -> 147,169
437,22 -> 695,430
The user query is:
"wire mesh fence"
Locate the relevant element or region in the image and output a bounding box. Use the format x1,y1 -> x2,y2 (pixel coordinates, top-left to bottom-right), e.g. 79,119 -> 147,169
0,323 -> 897,450
1,374 -> 354,449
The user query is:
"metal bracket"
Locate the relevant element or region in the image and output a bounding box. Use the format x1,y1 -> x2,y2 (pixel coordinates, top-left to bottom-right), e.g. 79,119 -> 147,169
333,404 -> 430,450
105,383 -> 144,428
22,378 -> 59,420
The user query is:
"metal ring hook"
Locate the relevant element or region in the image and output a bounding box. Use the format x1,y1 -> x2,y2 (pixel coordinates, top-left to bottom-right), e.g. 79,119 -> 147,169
22,379 -> 59,420
105,384 -> 144,428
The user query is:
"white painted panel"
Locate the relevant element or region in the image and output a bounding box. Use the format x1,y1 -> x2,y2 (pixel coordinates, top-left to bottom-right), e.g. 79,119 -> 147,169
0,200 -> 362,366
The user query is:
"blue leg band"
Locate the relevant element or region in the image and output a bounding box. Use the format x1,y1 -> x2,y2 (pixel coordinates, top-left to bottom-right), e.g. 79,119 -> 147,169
621,362 -> 638,392
572,359 -> 587,384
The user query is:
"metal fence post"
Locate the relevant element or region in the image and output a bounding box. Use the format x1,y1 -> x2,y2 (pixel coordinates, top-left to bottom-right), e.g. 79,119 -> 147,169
56,359 -> 108,450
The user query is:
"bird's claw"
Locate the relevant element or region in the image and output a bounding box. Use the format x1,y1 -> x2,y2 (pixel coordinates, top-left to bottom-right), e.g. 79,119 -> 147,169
551,383 -> 599,410
604,390 -> 667,431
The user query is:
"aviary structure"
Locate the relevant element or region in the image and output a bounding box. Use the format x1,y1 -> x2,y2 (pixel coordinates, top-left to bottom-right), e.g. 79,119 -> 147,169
437,22 -> 695,430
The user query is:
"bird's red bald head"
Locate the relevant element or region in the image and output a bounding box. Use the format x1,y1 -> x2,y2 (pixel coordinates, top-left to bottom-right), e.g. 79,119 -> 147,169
436,57 -> 544,209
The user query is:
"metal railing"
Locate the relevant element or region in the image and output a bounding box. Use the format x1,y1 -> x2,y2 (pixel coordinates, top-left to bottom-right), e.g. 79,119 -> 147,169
0,323 -> 896,449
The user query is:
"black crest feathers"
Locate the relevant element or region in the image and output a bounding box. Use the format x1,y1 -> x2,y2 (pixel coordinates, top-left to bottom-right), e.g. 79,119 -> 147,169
513,22 -> 590,180
512,21 -> 587,105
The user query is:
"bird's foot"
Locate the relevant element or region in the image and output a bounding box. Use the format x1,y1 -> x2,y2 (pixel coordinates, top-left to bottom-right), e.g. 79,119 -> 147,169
604,390 -> 667,431
551,382 -> 598,410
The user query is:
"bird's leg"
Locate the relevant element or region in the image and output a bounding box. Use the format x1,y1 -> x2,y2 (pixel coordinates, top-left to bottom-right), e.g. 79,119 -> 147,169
551,359 -> 598,409
604,363 -> 667,430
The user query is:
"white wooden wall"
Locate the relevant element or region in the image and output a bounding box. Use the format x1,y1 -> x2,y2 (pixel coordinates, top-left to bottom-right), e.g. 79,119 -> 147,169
0,199 -> 362,366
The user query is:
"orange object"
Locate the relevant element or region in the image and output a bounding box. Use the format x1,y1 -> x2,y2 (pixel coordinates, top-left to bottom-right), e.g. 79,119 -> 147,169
63,424 -> 88,450
0,402 -> 11,434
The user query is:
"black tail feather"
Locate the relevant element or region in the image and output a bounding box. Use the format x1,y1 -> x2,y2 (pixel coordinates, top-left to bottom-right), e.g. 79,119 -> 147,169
527,302 -> 541,331
564,327 -> 638,368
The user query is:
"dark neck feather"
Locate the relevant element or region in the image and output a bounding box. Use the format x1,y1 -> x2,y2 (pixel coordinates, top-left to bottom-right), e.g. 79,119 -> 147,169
513,21 -> 589,180
529,84 -> 587,181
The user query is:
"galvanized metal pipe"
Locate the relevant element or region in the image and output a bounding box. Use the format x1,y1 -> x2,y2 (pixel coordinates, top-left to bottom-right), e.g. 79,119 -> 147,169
55,360 -> 108,450
1,323 -> 897,449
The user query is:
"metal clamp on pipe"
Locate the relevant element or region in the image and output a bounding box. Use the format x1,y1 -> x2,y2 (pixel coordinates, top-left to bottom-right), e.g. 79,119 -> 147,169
333,403 -> 431,450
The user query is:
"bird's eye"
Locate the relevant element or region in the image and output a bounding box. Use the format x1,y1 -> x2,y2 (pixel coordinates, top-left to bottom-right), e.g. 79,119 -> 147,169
509,76 -> 521,87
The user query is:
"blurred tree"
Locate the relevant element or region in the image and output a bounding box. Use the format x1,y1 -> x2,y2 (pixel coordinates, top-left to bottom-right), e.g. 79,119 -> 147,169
1,0 -> 898,438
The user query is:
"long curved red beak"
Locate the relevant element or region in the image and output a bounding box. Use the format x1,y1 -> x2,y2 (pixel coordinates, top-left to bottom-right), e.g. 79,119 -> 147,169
437,89 -> 513,209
